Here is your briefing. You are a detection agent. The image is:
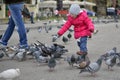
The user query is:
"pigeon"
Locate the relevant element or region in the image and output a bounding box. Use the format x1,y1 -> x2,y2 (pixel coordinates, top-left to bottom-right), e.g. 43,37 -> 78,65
67,54 -> 76,67
62,36 -> 68,44
25,28 -> 30,33
2,47 -> 18,60
115,52 -> 120,66
33,50 -> 41,59
93,29 -> 99,35
36,55 -> 49,63
115,24 -> 119,28
68,28 -> 74,32
0,68 -> 20,80
103,47 -> 117,57
79,56 -> 103,76
48,26 -> 52,31
0,34 -> 2,39
48,20 -> 51,24
104,55 -> 117,70
52,34 -> 59,42
16,49 -> 26,61
45,26 -> 48,33
0,52 -> 4,59
38,26 -> 42,32
48,56 -> 56,71
67,32 -> 72,40
78,55 -> 90,69
6,52 -> 18,60
43,23 -> 48,33
57,25 -> 62,29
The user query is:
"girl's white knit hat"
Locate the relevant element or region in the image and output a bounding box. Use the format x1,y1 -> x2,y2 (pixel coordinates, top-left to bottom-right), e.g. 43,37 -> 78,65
69,4 -> 81,15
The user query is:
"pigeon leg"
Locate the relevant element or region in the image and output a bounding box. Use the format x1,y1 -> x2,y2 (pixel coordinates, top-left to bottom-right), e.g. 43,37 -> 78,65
91,73 -> 97,77
49,68 -> 54,72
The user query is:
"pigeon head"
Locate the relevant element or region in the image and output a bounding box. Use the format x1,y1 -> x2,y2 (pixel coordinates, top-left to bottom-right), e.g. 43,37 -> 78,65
71,54 -> 76,63
96,57 -> 103,66
16,68 -> 21,75
112,47 -> 117,53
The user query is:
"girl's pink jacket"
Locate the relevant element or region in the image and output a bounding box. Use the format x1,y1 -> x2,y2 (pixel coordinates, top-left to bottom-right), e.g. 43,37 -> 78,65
57,11 -> 94,39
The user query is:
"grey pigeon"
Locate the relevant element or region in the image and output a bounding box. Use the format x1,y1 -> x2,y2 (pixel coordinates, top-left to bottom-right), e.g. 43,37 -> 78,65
0,52 -> 4,59
104,55 -> 117,70
36,55 -> 49,63
2,47 -> 18,60
115,52 -> 120,66
7,52 -> 18,60
48,26 -> 52,31
106,47 -> 117,56
67,32 -> 72,40
57,25 -> 62,29
16,49 -> 26,61
67,54 -> 76,67
48,56 -> 56,71
43,23 -> 48,33
80,56 -> 103,76
62,36 -> 68,44
25,28 -> 30,33
52,34 -> 59,42
68,28 -> 74,32
38,27 -> 42,33
0,34 -> 2,39
93,29 -> 99,34
115,24 -> 119,28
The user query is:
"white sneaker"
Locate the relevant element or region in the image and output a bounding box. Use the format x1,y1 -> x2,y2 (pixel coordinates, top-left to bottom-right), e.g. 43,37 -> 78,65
0,43 -> 7,49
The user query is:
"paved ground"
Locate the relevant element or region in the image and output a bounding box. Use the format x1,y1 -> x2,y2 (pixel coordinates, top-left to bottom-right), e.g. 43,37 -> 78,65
0,20 -> 120,80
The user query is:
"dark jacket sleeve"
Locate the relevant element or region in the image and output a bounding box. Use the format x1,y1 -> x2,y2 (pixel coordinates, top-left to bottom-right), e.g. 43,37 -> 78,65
3,0 -> 25,4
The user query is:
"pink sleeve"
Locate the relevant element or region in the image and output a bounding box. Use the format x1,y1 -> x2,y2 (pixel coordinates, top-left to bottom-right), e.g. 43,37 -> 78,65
57,19 -> 72,36
84,14 -> 94,32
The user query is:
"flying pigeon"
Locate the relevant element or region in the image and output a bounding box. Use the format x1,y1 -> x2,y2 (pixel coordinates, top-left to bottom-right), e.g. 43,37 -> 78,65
0,68 -> 20,80
79,56 -> 103,76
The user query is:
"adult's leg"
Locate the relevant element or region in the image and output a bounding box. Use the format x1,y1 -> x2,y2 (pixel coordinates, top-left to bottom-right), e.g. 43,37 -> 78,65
8,3 -> 28,47
0,14 -> 15,46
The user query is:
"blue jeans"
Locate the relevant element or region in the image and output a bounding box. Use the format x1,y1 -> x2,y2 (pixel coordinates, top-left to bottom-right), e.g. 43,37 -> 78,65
77,36 -> 87,52
30,15 -> 34,23
0,3 -> 28,48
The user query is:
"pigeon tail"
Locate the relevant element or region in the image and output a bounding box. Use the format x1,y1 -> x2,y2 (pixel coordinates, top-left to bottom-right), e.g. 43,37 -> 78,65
79,68 -> 88,73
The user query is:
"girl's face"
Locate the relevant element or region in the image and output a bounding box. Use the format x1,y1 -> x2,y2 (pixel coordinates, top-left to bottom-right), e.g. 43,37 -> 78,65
70,13 -> 77,18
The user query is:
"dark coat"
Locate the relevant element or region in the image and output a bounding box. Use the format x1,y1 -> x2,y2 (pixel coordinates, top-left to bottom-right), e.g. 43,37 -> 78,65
22,7 -> 31,18
3,0 -> 25,4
